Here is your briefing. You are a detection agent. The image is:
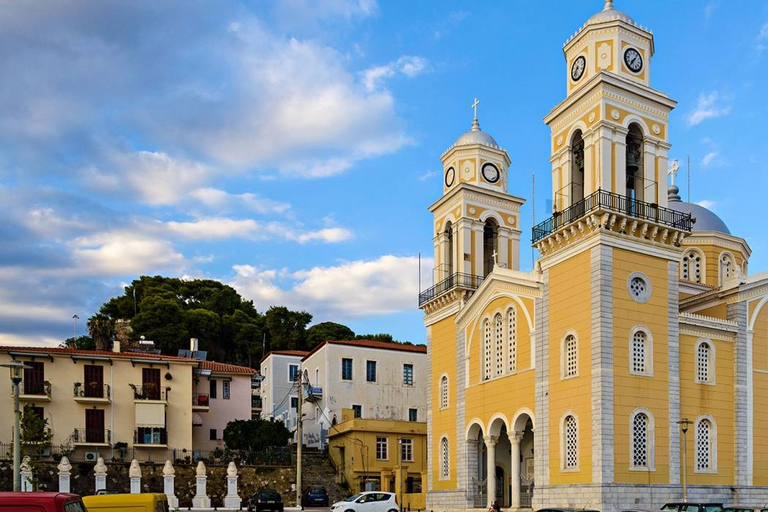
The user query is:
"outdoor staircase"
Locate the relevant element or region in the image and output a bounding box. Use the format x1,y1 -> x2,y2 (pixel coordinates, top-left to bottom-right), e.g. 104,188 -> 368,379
300,448 -> 348,504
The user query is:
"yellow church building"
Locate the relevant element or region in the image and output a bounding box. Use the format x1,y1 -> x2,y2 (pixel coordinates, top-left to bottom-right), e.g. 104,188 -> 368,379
421,2 -> 768,511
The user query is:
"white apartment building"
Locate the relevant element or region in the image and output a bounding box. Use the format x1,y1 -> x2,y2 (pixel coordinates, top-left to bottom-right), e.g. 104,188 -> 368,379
300,339 -> 427,447
259,350 -> 308,430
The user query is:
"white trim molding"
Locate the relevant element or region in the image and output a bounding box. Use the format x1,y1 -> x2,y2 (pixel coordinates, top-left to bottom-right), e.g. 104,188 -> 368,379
693,414 -> 718,474
628,407 -> 656,471
629,325 -> 654,377
560,411 -> 580,472
694,338 -> 716,385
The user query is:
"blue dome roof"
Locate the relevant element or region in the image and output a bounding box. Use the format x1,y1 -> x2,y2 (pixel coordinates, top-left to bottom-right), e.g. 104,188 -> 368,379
667,186 -> 730,235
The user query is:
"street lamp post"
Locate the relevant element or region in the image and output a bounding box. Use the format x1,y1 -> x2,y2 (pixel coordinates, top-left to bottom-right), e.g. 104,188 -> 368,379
677,418 -> 691,503
2,360 -> 31,492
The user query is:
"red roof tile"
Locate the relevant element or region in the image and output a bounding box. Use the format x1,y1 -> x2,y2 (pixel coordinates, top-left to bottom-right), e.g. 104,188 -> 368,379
199,360 -> 257,375
260,350 -> 309,364
0,345 -> 198,362
302,339 -> 426,360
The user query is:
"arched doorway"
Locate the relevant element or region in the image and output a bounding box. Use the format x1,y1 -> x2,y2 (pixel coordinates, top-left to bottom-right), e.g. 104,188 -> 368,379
512,411 -> 535,508
483,219 -> 498,277
466,422 -> 487,508
570,130 -> 585,206
625,123 -> 645,204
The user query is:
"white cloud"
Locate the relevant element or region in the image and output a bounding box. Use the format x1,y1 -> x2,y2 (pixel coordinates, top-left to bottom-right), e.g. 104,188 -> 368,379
418,170 -> 438,181
189,188 -> 291,215
67,231 -> 185,277
0,333 -> 62,348
696,200 -> 717,209
362,56 -> 429,92
232,255 -> 431,318
687,92 -> 731,127
164,217 -> 353,244
702,151 -> 719,167
756,22 -> 768,52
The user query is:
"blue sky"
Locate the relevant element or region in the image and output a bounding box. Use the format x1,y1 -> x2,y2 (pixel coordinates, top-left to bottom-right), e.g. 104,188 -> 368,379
1,0 -> 767,347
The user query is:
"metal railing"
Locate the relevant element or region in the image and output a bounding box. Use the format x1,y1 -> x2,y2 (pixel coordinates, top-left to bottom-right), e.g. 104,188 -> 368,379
532,189 -> 693,243
193,393 -> 209,407
73,383 -> 111,400
19,381 -> 50,397
130,384 -> 167,401
135,428 -> 168,445
72,428 -> 111,444
418,272 -> 484,307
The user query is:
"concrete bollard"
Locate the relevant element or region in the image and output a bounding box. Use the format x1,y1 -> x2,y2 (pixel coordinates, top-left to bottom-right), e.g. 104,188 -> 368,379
20,456 -> 33,492
129,459 -> 141,494
162,460 -> 178,508
94,457 -> 108,493
224,461 -> 241,509
57,456 -> 72,493
191,461 -> 210,508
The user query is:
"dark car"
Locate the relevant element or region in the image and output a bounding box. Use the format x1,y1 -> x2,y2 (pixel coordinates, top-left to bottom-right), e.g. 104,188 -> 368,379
302,486 -> 330,507
662,503 -> 724,512
249,489 -> 284,512
0,492 -> 87,512
537,509 -> 600,512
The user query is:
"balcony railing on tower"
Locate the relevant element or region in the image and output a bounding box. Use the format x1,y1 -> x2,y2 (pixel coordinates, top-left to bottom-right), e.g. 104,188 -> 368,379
418,272 -> 484,307
532,188 -> 692,244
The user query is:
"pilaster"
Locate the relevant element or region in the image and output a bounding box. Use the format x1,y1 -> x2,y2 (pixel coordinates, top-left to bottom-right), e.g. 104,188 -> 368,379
728,300 -> 751,485
534,269 -> 550,498
668,261 -> 681,485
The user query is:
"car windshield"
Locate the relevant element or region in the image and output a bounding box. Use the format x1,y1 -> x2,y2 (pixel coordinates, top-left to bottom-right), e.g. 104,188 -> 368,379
662,506 -> 682,512
310,487 -> 326,493
705,507 -> 724,512
344,493 -> 363,502
260,492 -> 281,500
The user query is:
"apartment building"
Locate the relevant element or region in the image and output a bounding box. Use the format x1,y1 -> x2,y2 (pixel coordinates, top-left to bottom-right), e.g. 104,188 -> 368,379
259,350 -> 308,430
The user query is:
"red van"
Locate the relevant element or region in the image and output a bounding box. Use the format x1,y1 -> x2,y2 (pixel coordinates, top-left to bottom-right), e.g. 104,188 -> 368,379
0,492 -> 87,511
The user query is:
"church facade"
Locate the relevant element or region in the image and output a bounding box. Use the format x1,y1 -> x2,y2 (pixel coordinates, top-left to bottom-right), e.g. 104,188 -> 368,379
422,2 -> 768,511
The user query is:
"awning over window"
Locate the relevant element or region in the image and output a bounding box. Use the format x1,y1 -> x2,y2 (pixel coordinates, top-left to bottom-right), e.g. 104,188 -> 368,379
135,402 -> 165,428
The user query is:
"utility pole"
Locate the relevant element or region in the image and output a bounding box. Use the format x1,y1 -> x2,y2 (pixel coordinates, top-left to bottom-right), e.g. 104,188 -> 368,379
296,372 -> 303,508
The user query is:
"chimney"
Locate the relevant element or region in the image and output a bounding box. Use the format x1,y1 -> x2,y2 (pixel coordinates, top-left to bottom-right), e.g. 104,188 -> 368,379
112,341 -> 121,353
190,338 -> 199,352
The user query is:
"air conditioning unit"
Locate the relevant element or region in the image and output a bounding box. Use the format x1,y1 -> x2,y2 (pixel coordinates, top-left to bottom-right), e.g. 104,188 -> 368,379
84,451 -> 100,462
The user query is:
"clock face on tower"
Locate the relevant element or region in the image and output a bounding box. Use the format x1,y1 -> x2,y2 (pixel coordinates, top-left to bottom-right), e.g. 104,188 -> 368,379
445,167 -> 455,188
623,47 -> 643,73
481,163 -> 500,184
571,56 -> 586,82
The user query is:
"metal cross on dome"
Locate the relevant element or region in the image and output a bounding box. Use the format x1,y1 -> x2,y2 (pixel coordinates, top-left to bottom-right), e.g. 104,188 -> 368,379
471,98 -> 479,120
668,159 -> 680,186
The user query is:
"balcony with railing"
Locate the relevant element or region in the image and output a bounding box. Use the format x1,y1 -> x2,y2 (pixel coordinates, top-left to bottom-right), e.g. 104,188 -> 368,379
532,189 -> 693,244
251,395 -> 262,410
418,272 -> 484,308
19,381 -> 51,401
130,384 -> 168,402
72,428 -> 111,446
134,427 -> 168,447
73,382 -> 111,403
192,393 -> 210,411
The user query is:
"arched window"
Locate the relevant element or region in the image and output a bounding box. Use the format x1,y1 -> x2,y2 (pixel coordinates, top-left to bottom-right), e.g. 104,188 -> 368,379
719,253 -> 735,286
630,329 -> 649,375
631,411 -> 652,469
695,417 -> 716,472
626,124 -> 645,203
440,375 -> 449,410
440,437 -> 450,479
563,334 -> 578,378
570,130 -> 585,206
494,313 -> 504,376
483,219 -> 499,277
507,306 -> 517,373
563,414 -> 579,470
483,319 -> 492,381
444,221 -> 454,279
682,250 -> 703,283
696,340 -> 714,384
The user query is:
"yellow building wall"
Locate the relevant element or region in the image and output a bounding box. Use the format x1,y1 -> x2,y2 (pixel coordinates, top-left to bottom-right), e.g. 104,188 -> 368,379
698,303 -> 727,321
698,244 -> 744,288
679,333 -> 734,485
430,315 -> 458,490
751,302 -> 768,484
611,248 -> 671,483
548,250 -> 592,484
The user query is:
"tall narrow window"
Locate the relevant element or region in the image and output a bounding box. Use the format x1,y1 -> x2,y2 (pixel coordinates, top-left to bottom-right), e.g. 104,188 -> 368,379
632,412 -> 649,468
720,253 -> 734,286
444,221 -> 454,279
440,375 -> 449,409
23,361 -> 45,395
401,438 -> 413,462
494,313 -> 504,376
483,219 -> 498,277
342,358 -> 353,380
696,340 -> 713,383
507,307 -> 517,373
352,404 -> 362,418
696,418 -> 714,471
288,364 -> 299,382
409,408 -> 418,422
570,130 -> 585,206
376,436 -> 388,460
403,364 -> 414,386
631,331 -> 647,375
483,319 -> 492,381
210,379 -> 217,399
440,437 -> 450,479
366,360 -> 377,382
223,380 -> 231,400
564,334 -> 578,378
564,415 -> 578,469
682,250 -> 703,283
626,124 -> 645,203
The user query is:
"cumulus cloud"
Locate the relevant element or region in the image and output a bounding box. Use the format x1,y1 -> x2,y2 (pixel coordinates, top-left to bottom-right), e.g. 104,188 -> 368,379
702,151 -> 719,167
67,231 -> 185,277
231,255 -> 431,318
687,92 -> 731,127
696,200 -> 717,209
164,217 -> 353,243
362,56 -> 430,92
418,170 -> 438,181
757,22 -> 768,52
189,188 -> 291,215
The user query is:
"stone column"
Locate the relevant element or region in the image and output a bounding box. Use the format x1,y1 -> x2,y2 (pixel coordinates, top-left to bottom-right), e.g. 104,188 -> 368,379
162,461 -> 178,509
20,456 -> 33,492
192,461 -> 210,508
484,435 -> 498,508
129,459 -> 141,494
57,456 -> 72,493
510,432 -> 524,509
94,457 -> 108,493
224,461 -> 241,509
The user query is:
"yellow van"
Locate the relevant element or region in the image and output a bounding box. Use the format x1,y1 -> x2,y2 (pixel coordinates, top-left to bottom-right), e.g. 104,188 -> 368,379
82,493 -> 169,512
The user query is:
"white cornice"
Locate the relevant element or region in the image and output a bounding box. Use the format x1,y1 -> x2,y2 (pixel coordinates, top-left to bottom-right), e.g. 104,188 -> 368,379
429,183 -> 526,214
683,232 -> 752,258
422,301 -> 460,327
455,269 -> 542,329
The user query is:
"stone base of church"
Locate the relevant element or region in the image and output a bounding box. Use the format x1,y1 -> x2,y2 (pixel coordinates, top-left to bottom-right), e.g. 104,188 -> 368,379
426,489 -> 474,510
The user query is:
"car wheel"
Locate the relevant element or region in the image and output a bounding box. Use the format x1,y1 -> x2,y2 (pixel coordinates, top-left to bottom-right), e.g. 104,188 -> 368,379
388,509 -> 399,512
344,509 -> 355,512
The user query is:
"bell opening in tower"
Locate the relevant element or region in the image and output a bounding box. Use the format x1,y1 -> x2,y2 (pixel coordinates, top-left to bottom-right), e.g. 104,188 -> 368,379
483,219 -> 499,277
625,123 -> 645,205
570,130 -> 585,206
444,221 -> 454,279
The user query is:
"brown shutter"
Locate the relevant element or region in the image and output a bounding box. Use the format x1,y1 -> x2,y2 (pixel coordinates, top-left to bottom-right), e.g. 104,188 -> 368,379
85,409 -> 105,443
84,365 -> 104,398
142,368 -> 161,400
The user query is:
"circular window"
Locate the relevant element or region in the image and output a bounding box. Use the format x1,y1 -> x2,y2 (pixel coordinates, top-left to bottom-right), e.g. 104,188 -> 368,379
627,272 -> 652,303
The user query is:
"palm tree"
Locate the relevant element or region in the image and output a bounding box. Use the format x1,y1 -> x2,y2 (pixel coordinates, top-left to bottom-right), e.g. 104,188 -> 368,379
87,314 -> 114,351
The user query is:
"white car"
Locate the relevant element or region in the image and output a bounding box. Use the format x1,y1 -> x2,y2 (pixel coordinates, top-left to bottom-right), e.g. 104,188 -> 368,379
330,492 -> 398,512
